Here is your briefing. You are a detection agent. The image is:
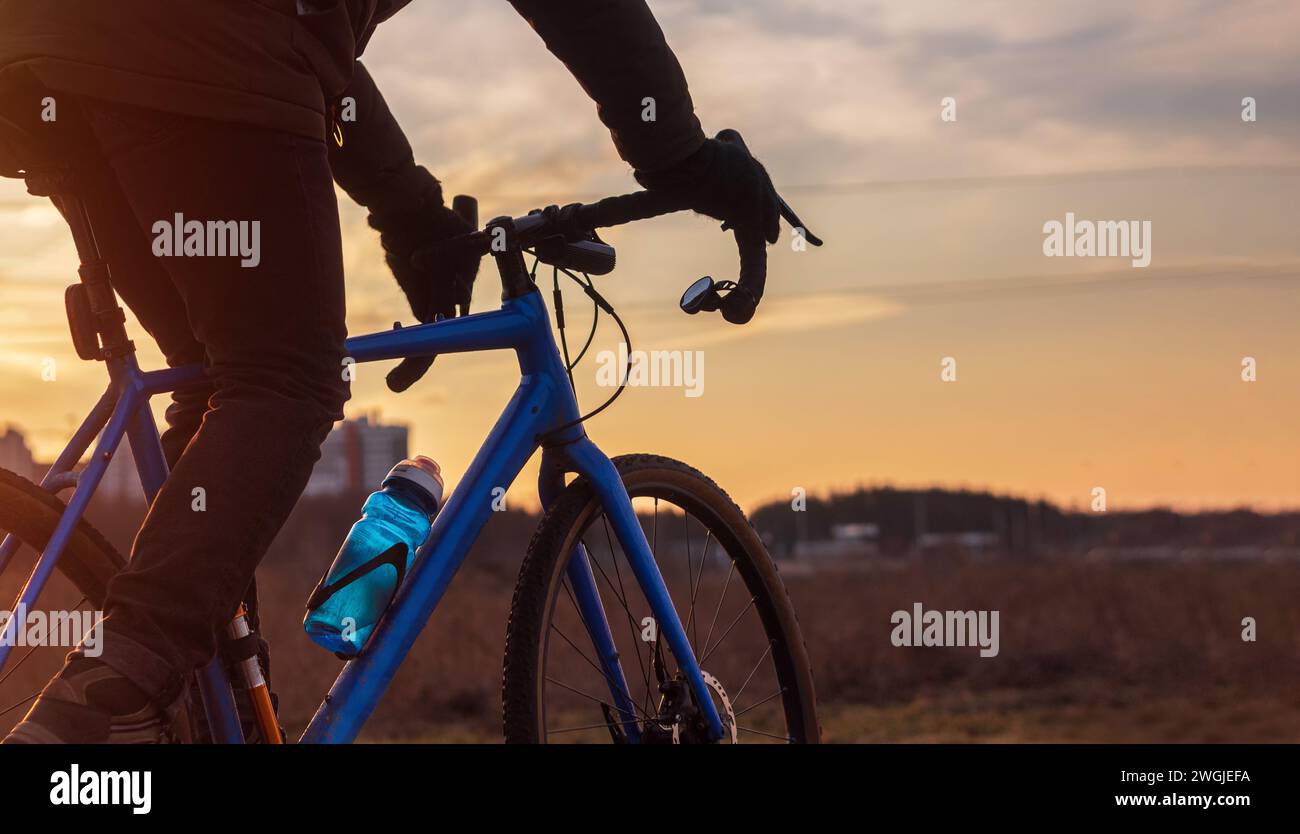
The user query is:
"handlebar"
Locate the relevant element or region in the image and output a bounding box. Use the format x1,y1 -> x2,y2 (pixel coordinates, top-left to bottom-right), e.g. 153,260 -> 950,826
414,129 -> 821,326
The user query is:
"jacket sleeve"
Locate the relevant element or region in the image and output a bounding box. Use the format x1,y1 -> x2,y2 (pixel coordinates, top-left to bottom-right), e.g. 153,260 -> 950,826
508,0 -> 706,173
328,60 -> 440,218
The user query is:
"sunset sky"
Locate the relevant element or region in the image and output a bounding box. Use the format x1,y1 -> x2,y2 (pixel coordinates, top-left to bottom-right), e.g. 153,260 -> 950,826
1,0 -> 1298,512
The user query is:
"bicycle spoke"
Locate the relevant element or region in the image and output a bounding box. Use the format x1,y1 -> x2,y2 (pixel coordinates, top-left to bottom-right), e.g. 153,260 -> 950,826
699,558 -> 736,663
683,529 -> 712,656
0,645 -> 39,690
556,579 -> 615,681
733,686 -> 787,720
732,640 -> 775,704
548,718 -> 639,736
0,691 -> 37,720
548,619 -> 652,723
737,725 -> 793,742
682,512 -> 698,654
553,583 -> 652,722
581,531 -> 652,700
581,537 -> 631,613
544,675 -> 612,709
599,515 -> 655,718
699,595 -> 757,666
549,616 -> 602,681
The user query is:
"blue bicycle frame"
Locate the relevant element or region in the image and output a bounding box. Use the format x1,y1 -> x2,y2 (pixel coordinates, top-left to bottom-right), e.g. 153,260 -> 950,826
0,286 -> 725,743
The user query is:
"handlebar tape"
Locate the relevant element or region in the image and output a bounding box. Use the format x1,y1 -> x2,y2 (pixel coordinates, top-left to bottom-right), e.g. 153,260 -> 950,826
575,189 -> 691,230
721,226 -> 767,324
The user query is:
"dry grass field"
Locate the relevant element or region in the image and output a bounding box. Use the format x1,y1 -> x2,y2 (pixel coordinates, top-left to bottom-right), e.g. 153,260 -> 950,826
5,513 -> 1299,742
264,556 -> 1300,742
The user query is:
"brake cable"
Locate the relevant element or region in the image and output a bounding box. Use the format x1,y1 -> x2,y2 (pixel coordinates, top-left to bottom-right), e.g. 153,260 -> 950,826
552,265 -> 599,381
541,263 -> 633,441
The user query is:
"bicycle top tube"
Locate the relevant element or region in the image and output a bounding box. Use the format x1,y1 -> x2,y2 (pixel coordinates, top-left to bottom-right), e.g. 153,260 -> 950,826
137,296 -> 550,397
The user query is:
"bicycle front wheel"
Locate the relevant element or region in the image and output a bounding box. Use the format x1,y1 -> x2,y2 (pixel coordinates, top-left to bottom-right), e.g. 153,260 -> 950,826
502,455 -> 819,743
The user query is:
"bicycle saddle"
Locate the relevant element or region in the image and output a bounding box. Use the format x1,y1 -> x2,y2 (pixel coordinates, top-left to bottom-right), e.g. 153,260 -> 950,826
0,68 -> 81,194
0,111 -> 76,198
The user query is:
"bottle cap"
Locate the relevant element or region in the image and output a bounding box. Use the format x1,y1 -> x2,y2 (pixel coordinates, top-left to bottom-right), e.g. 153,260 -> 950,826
385,456 -> 444,507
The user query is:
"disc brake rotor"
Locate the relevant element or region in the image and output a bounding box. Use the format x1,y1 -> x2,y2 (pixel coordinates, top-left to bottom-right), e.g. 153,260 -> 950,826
670,670 -> 738,744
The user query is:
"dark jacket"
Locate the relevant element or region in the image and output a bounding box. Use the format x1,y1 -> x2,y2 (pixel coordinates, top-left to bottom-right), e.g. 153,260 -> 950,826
0,0 -> 704,177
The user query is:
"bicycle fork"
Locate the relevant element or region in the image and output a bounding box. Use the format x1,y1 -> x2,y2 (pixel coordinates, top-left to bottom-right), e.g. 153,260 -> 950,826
543,442 -> 725,742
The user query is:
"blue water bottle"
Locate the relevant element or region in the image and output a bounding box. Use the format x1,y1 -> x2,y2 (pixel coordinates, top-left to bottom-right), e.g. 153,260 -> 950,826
304,456 -> 444,656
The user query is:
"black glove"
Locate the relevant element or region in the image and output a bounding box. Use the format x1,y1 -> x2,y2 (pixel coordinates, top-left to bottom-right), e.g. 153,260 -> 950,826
634,131 -> 781,245
370,179 -> 478,323
368,170 -> 479,392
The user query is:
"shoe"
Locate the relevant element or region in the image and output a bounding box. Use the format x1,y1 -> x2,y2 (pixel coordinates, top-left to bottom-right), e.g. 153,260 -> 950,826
3,656 -> 171,744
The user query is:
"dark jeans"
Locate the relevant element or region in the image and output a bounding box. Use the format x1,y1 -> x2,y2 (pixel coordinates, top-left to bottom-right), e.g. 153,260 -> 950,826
65,99 -> 350,701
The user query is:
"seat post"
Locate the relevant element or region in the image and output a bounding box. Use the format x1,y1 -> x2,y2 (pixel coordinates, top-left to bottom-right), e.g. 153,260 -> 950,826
2,70 -> 134,361
52,186 -> 134,361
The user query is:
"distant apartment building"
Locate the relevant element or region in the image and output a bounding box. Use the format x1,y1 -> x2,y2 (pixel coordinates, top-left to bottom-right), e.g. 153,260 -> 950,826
303,415 -> 409,497
0,427 -> 35,480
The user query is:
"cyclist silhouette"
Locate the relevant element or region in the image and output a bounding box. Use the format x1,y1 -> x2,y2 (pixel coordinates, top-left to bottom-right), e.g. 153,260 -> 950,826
0,1 -> 782,743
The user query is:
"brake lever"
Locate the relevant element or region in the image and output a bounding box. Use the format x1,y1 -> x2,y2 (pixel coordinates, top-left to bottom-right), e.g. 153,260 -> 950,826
777,196 -> 823,247
715,127 -> 823,247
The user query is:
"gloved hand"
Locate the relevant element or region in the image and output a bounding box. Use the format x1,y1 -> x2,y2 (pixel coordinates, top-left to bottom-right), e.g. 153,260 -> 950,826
372,198 -> 477,323
368,170 -> 479,391
634,130 -> 782,245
